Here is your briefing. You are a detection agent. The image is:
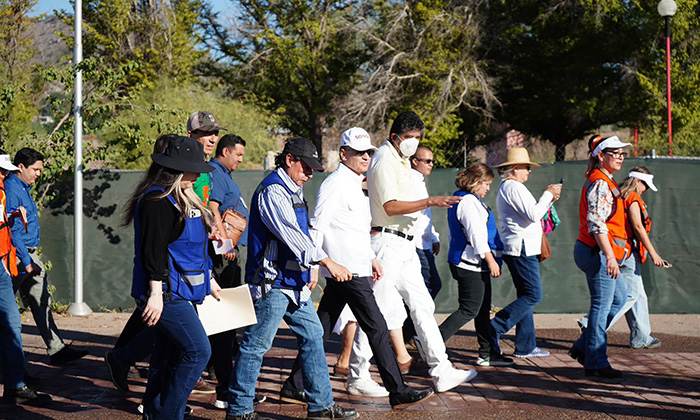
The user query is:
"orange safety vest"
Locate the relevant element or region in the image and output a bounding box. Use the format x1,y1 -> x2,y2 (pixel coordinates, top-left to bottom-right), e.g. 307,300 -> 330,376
0,180 -> 18,277
624,191 -> 652,264
577,169 -> 631,263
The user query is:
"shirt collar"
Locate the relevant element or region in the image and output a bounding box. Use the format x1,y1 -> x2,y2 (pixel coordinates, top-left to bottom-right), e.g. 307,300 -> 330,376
411,168 -> 424,181
8,173 -> 30,190
275,167 -> 302,194
337,162 -> 364,183
382,139 -> 410,167
210,158 -> 230,174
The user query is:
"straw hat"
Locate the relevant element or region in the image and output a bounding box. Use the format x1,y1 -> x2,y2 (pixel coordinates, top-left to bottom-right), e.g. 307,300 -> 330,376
494,148 -> 541,168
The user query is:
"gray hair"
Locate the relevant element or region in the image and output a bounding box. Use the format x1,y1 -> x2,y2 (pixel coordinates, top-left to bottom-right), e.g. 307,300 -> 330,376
498,165 -> 516,179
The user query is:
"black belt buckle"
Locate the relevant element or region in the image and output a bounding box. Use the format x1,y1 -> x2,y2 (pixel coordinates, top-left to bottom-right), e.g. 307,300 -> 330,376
371,227 -> 414,241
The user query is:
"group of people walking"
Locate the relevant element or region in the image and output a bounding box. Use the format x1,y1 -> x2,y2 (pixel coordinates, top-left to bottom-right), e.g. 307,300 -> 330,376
0,109 -> 666,420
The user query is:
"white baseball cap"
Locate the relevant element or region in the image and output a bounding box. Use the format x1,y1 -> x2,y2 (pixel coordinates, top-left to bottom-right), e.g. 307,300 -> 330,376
628,171 -> 658,192
340,127 -> 378,152
590,135 -> 632,157
0,154 -> 18,171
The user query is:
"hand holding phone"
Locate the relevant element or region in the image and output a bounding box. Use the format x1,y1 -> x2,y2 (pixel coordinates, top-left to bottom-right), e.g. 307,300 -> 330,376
662,260 -> 672,268
559,178 -> 565,185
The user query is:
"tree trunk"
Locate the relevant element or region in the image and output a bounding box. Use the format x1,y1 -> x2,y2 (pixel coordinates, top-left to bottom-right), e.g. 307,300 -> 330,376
309,114 -> 324,164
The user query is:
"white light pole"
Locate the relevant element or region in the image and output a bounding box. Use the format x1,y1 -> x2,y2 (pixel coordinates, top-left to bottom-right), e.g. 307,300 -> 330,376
658,0 -> 677,156
67,0 -> 91,316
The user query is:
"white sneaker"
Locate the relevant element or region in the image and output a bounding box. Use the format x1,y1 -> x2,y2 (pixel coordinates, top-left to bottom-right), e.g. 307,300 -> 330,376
433,366 -> 478,393
347,378 -> 390,397
214,399 -> 228,409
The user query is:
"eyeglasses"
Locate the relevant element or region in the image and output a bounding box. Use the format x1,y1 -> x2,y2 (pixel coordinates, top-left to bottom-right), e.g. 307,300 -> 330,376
415,158 -> 434,165
605,151 -> 627,159
347,148 -> 374,157
516,165 -> 531,171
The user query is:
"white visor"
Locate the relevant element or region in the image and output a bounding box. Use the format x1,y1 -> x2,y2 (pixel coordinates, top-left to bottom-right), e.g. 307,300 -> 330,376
592,136 -> 633,157
628,171 -> 658,192
0,155 -> 18,171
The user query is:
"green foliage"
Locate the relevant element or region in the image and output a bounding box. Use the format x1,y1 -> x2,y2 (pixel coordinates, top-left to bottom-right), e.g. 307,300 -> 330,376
202,0 -> 368,158
100,78 -> 277,169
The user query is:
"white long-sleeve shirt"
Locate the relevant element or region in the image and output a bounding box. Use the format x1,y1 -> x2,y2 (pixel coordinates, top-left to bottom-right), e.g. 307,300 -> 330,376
454,194 -> 492,272
409,169 -> 440,249
496,179 -> 552,257
311,163 -> 374,278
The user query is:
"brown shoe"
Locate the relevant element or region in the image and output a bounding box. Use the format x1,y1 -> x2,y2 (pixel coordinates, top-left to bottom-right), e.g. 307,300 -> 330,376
332,364 -> 349,378
191,377 -> 216,394
398,357 -> 428,375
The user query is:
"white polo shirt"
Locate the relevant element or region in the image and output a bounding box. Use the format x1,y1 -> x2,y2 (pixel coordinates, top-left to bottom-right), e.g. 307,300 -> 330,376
311,163 -> 374,278
366,140 -> 418,234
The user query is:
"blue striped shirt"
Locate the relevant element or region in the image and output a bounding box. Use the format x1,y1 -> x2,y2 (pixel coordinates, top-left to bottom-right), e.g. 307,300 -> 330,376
249,168 -> 326,306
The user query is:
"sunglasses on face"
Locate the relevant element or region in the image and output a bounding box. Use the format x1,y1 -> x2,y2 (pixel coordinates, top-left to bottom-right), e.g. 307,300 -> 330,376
415,158 -> 434,164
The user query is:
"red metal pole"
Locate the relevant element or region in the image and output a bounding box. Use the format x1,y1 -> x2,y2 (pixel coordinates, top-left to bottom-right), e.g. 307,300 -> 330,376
666,16 -> 673,156
634,122 -> 639,157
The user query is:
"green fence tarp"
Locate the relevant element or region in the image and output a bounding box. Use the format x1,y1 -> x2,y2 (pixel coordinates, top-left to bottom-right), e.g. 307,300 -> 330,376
39,158 -> 700,313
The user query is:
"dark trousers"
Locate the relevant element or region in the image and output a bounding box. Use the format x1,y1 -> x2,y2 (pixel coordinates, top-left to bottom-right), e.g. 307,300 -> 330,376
209,253 -> 242,394
283,276 -> 410,396
438,264 -> 494,358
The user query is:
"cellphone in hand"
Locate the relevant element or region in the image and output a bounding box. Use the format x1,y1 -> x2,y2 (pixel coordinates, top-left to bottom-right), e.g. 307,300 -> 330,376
559,178 -> 565,184
662,260 -> 672,268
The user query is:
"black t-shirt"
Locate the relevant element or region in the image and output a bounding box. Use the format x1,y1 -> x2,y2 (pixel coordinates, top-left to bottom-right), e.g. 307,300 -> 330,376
138,191 -> 184,282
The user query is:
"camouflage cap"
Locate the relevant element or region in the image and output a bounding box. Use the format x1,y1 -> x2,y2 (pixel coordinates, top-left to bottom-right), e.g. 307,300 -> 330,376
186,111 -> 227,133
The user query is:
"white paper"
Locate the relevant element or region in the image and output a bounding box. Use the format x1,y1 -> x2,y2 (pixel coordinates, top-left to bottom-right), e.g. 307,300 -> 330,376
197,286 -> 257,336
213,238 -> 235,255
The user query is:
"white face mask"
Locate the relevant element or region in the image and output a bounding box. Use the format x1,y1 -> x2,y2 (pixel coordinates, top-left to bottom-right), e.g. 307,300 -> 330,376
395,135 -> 420,158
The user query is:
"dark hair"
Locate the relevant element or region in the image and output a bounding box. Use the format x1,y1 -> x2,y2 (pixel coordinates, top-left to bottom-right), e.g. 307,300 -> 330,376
154,134 -> 177,154
390,111 -> 425,137
14,148 -> 44,167
215,134 -> 246,157
410,145 -> 433,164
274,152 -> 300,169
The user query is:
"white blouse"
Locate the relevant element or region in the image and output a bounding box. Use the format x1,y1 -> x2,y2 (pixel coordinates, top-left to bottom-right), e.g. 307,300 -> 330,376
496,179 -> 553,257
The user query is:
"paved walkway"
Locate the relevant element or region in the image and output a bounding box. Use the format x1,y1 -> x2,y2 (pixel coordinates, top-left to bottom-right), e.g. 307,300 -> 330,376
3,313 -> 699,420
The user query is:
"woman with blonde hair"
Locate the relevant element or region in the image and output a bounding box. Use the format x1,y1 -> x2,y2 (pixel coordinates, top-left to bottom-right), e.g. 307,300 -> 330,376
439,163 -> 512,366
569,135 -> 632,379
123,136 -> 222,419
615,166 -> 665,348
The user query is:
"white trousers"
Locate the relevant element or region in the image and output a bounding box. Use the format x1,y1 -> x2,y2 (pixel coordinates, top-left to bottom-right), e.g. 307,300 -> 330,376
349,232 -> 451,382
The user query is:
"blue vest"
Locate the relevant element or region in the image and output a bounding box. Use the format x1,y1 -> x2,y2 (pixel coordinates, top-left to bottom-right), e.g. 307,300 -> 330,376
447,190 -> 503,269
246,171 -> 310,290
132,187 -> 211,303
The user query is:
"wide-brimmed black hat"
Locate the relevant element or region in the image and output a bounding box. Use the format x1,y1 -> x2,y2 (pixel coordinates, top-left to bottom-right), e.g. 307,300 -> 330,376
151,136 -> 214,174
282,137 -> 324,171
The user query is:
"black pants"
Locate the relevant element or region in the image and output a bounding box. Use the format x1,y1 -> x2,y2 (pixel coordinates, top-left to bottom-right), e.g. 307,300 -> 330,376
209,253 -> 242,394
283,276 -> 410,395
438,264 -> 494,358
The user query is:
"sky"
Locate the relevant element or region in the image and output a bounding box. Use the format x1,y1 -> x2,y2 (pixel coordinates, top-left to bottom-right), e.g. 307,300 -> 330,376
33,0 -> 232,17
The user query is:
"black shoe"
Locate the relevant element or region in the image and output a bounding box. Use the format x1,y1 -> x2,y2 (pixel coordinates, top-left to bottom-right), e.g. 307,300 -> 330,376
585,366 -> 623,379
389,388 -> 434,408
226,413 -> 271,420
3,386 -> 52,406
568,345 -> 585,366
50,346 -> 88,366
308,404 -> 358,420
280,386 -> 307,406
104,351 -> 129,392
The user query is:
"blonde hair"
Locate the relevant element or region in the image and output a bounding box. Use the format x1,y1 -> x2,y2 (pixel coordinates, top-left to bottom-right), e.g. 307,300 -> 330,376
620,165 -> 651,199
456,163 -> 494,193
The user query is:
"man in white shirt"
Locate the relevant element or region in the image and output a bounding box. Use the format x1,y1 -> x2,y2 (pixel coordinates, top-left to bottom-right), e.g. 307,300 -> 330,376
280,128 -> 433,409
409,146 -> 442,298
363,111 -> 477,393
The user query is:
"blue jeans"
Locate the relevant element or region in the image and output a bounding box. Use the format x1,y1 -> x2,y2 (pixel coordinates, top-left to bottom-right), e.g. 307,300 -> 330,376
416,248 -> 442,299
491,250 -> 542,355
619,255 -> 654,347
142,299 -> 211,420
228,288 -> 333,415
573,241 -> 627,370
0,268 -> 26,389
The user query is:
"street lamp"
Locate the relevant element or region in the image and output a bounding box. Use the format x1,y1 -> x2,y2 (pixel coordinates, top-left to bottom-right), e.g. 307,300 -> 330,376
658,0 -> 677,156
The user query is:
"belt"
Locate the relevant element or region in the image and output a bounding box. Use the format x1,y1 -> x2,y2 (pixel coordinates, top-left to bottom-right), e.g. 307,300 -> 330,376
371,227 -> 414,241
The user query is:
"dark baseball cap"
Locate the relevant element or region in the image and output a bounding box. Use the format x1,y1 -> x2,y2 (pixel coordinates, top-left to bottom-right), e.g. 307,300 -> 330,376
282,137 -> 324,171
187,111 -> 227,132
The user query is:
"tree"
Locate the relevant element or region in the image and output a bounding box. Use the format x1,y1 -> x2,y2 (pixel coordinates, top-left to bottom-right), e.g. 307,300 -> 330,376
201,0 -> 367,160
0,0 -> 40,148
